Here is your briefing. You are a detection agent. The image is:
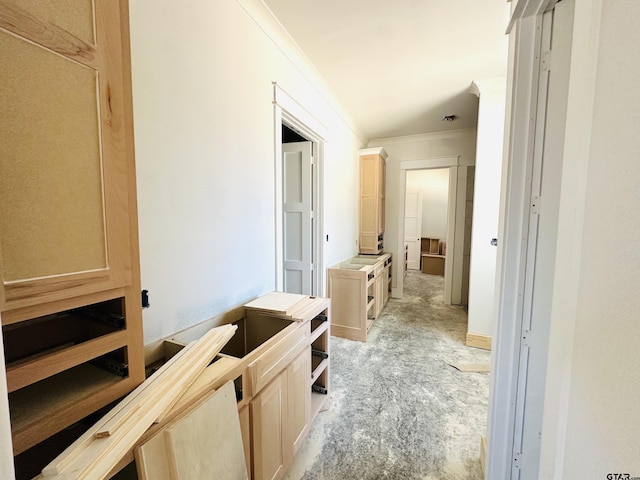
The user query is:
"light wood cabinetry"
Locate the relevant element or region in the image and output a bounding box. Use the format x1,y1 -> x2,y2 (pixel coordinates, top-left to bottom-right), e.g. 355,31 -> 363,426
251,371 -> 286,480
251,347 -> 310,480
102,294 -> 329,480
328,253 -> 391,342
223,295 -> 329,480
359,148 -> 388,254
420,237 -> 446,276
0,0 -> 144,457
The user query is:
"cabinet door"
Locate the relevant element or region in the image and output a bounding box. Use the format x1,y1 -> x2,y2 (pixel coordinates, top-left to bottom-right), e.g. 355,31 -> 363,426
0,0 -> 135,312
287,348 -> 310,457
375,274 -> 385,318
251,373 -> 287,480
239,405 -> 252,480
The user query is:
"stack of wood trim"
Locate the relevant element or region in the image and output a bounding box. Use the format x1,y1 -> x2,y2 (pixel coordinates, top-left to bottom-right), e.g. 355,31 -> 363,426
244,293 -> 328,322
38,324 -> 237,480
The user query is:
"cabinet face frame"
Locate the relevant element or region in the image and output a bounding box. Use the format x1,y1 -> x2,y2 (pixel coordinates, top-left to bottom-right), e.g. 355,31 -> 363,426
0,0 -> 135,313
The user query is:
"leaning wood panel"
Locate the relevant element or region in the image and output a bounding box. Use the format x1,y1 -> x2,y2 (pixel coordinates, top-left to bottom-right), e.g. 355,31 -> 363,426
165,382 -> 246,480
40,324 -> 237,479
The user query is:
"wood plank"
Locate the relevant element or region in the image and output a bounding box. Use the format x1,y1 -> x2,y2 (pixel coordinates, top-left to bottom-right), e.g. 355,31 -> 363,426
449,363 -> 490,373
136,382 -> 247,480
134,428 -> 171,480
40,324 -> 237,479
41,342 -> 195,475
243,292 -> 307,316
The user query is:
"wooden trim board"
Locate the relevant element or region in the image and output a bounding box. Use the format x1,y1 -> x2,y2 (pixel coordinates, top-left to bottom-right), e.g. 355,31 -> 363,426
466,332 -> 492,351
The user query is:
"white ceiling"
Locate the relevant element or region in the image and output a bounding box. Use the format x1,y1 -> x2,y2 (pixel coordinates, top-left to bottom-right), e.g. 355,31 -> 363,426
263,0 -> 511,140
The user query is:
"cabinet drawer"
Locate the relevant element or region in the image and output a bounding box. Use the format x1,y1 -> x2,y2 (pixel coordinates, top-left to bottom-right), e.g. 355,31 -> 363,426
248,324 -> 309,396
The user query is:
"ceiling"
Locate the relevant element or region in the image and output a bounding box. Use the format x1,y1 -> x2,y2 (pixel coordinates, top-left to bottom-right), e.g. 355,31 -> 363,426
263,0 -> 511,140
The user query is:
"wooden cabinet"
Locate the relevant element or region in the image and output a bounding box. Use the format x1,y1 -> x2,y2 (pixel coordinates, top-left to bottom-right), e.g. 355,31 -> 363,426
328,253 -> 391,342
0,0 -> 144,456
236,295 -> 329,480
420,237 -> 446,276
251,347 -> 311,480
251,371 -> 287,480
359,148 -> 388,254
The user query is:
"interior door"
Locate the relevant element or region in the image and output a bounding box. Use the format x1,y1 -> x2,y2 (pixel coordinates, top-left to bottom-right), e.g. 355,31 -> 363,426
282,141 -> 312,295
404,190 -> 423,270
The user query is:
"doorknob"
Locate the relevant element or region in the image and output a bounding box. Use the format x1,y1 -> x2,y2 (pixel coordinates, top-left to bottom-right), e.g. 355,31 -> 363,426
490,238 -> 498,246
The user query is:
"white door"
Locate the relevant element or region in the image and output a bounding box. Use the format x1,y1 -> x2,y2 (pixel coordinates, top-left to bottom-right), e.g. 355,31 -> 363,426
404,190 -> 422,270
282,141 -> 312,295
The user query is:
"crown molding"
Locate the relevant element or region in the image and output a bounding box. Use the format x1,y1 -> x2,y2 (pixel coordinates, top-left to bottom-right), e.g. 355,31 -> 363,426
368,127 -> 477,147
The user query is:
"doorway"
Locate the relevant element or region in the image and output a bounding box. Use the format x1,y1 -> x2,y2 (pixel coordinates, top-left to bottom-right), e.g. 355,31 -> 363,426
281,125 -> 314,295
405,169 -> 451,278
395,157 -> 463,305
273,83 -> 326,297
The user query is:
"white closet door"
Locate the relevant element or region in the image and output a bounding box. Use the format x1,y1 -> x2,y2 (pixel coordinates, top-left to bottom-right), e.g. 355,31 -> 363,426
282,141 -> 312,295
404,190 -> 423,270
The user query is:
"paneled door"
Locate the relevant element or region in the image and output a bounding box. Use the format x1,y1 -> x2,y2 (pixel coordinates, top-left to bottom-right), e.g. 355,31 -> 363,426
282,141 -> 312,295
0,0 -> 135,313
404,190 -> 423,270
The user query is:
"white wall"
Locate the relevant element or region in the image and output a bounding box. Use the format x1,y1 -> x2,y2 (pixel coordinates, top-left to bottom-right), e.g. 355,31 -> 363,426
467,77 -> 506,338
0,321 -> 15,479
406,169 -> 450,240
539,1 -> 640,478
129,0 -> 364,343
369,129 -> 477,303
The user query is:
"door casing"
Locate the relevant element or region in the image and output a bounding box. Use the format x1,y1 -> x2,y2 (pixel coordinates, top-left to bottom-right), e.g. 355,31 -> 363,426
273,84 -> 325,296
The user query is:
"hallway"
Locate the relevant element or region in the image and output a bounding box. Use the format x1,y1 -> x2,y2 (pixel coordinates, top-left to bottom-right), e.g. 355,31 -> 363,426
284,271 -> 491,480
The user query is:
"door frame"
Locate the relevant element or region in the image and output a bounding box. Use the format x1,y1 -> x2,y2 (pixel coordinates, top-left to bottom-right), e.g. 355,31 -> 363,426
396,157 -> 459,304
273,83 -> 326,296
486,1 -> 568,478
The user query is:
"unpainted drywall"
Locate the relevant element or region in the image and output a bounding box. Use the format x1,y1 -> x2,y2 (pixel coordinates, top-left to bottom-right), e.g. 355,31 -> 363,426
129,0 -> 364,343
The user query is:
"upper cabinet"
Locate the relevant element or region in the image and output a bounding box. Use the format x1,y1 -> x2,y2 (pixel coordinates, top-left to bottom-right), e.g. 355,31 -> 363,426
0,0 -> 145,456
0,0 -> 136,314
359,148 -> 387,254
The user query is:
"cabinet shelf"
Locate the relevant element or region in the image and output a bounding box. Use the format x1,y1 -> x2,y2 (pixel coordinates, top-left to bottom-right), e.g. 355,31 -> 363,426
311,357 -> 329,381
310,366 -> 328,419
6,330 -> 128,392
2,298 -> 128,393
309,317 -> 328,344
9,362 -> 135,455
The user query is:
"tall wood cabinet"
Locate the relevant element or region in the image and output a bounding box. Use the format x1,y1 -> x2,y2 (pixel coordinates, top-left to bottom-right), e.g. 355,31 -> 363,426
0,0 -> 144,456
359,148 -> 388,254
